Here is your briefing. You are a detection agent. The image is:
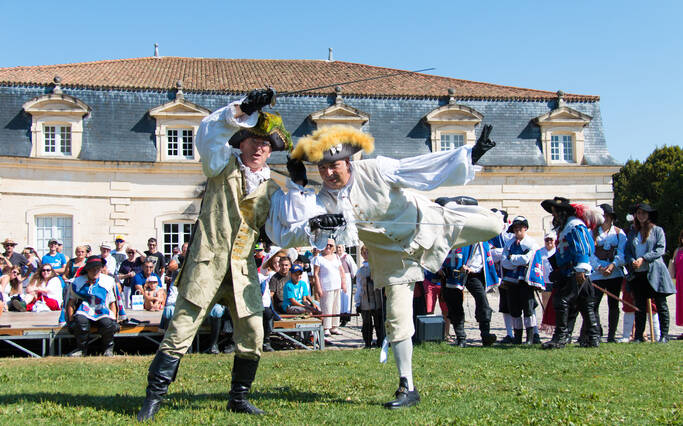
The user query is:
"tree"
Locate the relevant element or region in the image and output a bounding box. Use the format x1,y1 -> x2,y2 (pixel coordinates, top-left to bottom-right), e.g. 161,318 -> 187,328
612,145 -> 683,257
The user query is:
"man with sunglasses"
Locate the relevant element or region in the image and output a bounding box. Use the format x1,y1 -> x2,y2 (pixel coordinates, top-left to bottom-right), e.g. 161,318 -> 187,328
143,238 -> 166,278
138,89 -> 292,421
2,238 -> 28,271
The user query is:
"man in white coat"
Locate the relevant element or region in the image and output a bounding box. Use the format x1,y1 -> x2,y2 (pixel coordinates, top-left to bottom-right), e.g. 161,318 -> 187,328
267,125 -> 500,408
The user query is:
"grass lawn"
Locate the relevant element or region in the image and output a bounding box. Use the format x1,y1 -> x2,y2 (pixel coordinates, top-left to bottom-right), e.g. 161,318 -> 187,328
0,342 -> 681,424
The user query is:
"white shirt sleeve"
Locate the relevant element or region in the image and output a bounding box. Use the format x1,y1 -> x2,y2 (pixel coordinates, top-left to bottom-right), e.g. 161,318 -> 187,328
377,145 -> 477,190
195,99 -> 259,178
265,182 -> 327,248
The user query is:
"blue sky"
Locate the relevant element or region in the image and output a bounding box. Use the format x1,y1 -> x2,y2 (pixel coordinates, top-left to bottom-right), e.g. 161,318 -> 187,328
2,0 -> 681,163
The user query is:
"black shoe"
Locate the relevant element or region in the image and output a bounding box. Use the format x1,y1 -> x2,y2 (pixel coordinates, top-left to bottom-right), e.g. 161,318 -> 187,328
481,334 -> 497,347
452,338 -> 467,348
262,343 -> 275,352
223,343 -> 236,354
658,335 -> 670,343
533,333 -> 542,344
383,377 -> 420,409
541,340 -> 566,350
606,337 -> 617,343
227,357 -> 266,415
205,344 -> 220,354
500,335 -> 515,344
525,327 -> 535,345
580,339 -> 599,348
137,352 -> 181,422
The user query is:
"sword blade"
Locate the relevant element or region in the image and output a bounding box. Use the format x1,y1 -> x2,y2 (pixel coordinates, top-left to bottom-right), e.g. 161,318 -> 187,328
273,67 -> 436,100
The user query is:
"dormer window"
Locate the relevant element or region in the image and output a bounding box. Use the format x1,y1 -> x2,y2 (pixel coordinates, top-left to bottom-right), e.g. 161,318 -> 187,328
44,125 -> 72,156
440,133 -> 465,151
550,134 -> 574,163
425,91 -> 483,152
23,85 -> 90,159
149,84 -> 210,162
534,91 -> 592,165
167,128 -> 194,159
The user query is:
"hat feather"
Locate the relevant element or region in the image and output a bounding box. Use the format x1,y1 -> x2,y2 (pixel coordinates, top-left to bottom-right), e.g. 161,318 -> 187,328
292,125 -> 374,162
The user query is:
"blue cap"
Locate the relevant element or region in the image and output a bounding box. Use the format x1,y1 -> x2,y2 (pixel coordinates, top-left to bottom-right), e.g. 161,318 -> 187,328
290,264 -> 303,273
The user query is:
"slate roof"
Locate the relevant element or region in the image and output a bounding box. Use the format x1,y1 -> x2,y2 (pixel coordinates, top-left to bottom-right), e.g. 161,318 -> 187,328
0,57 -> 599,102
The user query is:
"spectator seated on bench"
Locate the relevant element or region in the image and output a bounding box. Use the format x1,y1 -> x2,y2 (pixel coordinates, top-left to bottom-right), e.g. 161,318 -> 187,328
66,256 -> 118,357
282,265 -> 321,315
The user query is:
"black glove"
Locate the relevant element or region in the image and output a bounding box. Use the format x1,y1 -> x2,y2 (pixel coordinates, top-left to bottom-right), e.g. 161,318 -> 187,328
240,88 -> 274,115
286,156 -> 308,187
309,214 -> 346,231
471,124 -> 496,164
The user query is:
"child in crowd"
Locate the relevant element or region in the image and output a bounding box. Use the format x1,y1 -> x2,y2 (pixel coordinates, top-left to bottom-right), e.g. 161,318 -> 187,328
143,276 -> 166,311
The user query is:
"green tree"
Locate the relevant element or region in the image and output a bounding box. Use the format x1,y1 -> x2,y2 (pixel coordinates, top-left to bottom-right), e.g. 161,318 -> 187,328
612,145 -> 683,257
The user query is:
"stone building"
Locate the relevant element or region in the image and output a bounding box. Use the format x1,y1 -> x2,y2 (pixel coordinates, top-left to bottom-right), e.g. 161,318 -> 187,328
0,56 -> 620,259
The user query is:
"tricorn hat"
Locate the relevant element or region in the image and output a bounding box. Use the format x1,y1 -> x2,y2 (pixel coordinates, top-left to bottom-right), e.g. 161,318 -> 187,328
291,125 -> 374,164
507,216 -> 529,233
599,203 -> 617,220
83,255 -> 106,271
632,202 -> 658,223
228,111 -> 293,152
541,196 -> 576,215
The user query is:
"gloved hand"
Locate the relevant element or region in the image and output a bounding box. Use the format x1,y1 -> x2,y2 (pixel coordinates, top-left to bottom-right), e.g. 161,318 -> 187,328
471,124 -> 496,164
286,156 -> 308,187
240,88 -> 275,115
309,214 -> 346,231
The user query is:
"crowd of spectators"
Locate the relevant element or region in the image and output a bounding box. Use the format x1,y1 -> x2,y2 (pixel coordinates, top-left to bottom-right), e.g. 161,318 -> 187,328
1,199 -> 681,354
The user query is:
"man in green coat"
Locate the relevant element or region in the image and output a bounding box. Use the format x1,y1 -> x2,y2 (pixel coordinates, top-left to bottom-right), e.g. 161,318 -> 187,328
138,89 -> 292,421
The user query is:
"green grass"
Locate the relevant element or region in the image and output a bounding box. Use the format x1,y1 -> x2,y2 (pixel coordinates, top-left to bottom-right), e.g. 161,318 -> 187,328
0,342 -> 681,425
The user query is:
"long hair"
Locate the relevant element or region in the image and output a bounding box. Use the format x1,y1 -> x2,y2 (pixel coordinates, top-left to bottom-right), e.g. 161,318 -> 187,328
29,265 -> 57,288
633,212 -> 654,243
552,209 -> 571,232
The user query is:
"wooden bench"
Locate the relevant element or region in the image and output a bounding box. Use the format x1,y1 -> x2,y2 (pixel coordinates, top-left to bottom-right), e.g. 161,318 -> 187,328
0,311 -> 325,357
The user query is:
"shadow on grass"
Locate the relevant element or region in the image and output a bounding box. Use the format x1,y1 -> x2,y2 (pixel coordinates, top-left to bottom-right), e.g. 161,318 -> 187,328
0,387 -> 349,416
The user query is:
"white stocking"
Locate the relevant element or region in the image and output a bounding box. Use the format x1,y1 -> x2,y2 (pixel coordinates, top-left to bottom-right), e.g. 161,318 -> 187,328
392,338 -> 414,391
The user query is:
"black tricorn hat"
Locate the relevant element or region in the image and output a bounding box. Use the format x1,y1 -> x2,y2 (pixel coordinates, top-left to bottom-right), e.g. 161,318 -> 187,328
434,196 -> 478,207
632,202 -> 658,223
599,203 -> 617,219
541,196 -> 575,215
83,255 -> 106,271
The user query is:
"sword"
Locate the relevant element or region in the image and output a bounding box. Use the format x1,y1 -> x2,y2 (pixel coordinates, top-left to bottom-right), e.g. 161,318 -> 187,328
269,67 -> 436,106
591,282 -> 640,312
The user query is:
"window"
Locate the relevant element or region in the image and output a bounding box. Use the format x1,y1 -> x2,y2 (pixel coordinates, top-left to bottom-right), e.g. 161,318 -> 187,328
43,125 -> 72,155
167,128 -> 194,159
163,222 -> 193,261
550,135 -> 574,162
35,216 -> 73,257
440,133 -> 465,151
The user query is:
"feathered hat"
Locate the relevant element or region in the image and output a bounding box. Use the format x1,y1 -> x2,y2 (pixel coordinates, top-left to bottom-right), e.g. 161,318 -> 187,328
228,111 -> 293,152
291,125 -> 374,163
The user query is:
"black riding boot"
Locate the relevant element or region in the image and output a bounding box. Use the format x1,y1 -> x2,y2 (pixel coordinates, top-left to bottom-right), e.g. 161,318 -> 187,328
658,308 -> 670,343
453,318 -> 467,347
479,321 -> 497,346
227,356 -> 265,415
68,317 -> 90,357
205,317 -> 221,354
513,328 -> 523,345
543,289 -> 570,349
383,377 -> 420,409
580,297 -> 600,347
525,327 -> 535,345
137,351 -> 181,422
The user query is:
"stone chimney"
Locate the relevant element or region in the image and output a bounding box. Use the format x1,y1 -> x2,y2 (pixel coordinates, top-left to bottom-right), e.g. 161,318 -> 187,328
154,43 -> 159,58
328,47 -> 333,62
